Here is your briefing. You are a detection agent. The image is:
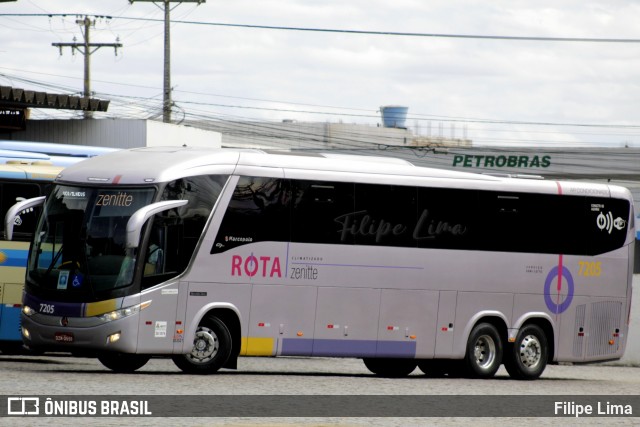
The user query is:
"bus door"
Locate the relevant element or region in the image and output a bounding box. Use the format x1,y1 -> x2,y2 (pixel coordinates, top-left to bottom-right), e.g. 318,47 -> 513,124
137,222 -> 180,353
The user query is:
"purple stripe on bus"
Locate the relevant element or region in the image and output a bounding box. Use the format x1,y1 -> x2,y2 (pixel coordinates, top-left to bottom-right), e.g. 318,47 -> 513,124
282,339 -> 417,358
280,338 -> 313,356
311,339 -> 378,357
376,340 -> 417,358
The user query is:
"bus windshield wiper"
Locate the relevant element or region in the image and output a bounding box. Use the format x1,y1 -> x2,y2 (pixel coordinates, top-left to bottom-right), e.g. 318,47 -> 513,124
43,245 -> 64,279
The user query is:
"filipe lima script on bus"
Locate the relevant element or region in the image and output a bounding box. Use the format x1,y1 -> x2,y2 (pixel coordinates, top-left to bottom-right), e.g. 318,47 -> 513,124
334,209 -> 467,243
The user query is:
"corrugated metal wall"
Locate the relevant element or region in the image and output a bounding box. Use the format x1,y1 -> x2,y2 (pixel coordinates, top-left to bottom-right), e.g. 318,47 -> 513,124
9,119 -> 148,149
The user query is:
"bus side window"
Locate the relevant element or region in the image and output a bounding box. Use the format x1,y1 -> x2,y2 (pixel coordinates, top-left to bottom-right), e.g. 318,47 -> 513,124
143,175 -> 227,289
1,182 -> 42,242
211,176 -> 291,254
416,187 -> 476,250
354,183 -> 417,247
144,225 -> 166,276
291,180 -> 355,245
478,191 -> 589,255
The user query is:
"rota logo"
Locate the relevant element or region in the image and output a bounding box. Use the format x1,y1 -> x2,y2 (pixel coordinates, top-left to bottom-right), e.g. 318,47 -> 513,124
231,254 -> 282,278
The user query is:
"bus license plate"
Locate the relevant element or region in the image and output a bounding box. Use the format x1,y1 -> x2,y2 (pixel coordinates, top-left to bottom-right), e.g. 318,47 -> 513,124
54,332 -> 74,343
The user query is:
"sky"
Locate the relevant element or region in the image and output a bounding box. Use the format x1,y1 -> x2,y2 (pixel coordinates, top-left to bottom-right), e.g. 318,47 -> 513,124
0,0 -> 639,147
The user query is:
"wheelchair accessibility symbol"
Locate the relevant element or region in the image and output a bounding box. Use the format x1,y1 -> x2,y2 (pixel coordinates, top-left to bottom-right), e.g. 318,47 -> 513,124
544,260 -> 574,314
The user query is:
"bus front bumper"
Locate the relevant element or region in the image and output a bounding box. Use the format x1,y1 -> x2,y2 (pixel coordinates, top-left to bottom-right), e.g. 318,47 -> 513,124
21,312 -> 140,353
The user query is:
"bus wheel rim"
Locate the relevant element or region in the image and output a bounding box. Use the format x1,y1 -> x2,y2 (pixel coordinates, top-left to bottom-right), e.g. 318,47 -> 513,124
519,334 -> 541,369
473,334 -> 496,369
188,326 -> 219,364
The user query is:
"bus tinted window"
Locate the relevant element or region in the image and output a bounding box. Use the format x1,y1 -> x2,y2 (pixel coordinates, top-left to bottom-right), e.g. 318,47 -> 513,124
291,180 -> 355,245
144,175 -> 227,288
476,192 -> 630,256
211,177 -> 290,254
584,196 -> 630,256
353,184 -> 417,247
415,187 -> 475,250
212,177 -> 631,256
0,181 -> 42,241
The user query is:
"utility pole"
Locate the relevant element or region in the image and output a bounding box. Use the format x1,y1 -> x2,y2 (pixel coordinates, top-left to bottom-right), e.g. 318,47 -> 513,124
130,0 -> 205,124
53,16 -> 122,119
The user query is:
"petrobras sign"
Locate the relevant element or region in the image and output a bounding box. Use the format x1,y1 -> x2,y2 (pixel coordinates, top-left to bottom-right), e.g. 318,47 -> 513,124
452,154 -> 551,169
443,147 -> 640,179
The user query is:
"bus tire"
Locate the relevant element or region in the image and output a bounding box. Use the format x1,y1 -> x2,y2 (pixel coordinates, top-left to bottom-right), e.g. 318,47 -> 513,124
97,352 -> 151,373
504,324 -> 548,380
362,358 -> 417,377
172,316 -> 232,375
417,359 -> 449,377
0,342 -> 27,355
464,323 -> 503,379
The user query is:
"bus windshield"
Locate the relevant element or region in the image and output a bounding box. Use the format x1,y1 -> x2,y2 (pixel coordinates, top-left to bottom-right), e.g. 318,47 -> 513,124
27,185 -> 156,296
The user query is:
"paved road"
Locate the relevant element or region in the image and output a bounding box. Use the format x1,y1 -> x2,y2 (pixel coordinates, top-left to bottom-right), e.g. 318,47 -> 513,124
0,354 -> 638,426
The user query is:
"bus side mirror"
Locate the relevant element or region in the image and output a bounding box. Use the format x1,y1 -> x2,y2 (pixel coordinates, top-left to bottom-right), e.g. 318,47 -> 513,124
4,196 -> 46,241
126,200 -> 188,249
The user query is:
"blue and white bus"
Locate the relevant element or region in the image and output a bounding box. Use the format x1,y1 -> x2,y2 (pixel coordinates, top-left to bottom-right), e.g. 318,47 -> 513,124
0,140 -> 116,167
0,141 -> 117,352
0,161 -> 63,352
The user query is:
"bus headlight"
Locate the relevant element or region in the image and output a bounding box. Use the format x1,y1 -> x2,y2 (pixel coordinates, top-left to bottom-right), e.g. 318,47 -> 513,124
97,301 -> 151,323
22,306 -> 36,317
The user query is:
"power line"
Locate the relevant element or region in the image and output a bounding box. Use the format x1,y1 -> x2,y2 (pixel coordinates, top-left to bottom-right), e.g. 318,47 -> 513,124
5,67 -> 639,135
4,67 -> 637,131
2,13 -> 640,43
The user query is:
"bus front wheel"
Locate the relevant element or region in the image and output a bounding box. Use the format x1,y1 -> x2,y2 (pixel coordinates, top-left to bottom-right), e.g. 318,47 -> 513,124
363,358 -> 417,377
504,324 -> 548,380
464,323 -> 503,379
97,352 -> 151,373
172,316 -> 232,374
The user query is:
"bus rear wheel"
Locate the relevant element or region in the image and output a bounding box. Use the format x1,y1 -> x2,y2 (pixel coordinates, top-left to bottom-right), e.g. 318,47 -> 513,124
172,316 -> 232,374
464,323 -> 503,379
363,358 -> 417,377
97,352 -> 151,373
504,324 -> 548,380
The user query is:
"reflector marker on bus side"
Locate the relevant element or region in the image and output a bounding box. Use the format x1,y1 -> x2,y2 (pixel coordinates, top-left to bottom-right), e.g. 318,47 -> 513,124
440,323 -> 454,332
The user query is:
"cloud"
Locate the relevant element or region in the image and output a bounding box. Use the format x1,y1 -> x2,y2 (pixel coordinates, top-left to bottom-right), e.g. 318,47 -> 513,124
0,0 -> 638,146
